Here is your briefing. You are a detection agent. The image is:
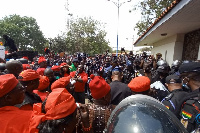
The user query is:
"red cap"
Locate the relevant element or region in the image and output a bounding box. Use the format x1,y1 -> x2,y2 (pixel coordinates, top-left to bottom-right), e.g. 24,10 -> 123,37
89,74 -> 110,99
37,76 -> 50,91
38,56 -> 46,64
23,56 -> 29,60
18,69 -> 40,81
51,65 -> 60,72
0,74 -> 19,97
29,88 -> 77,132
22,64 -> 31,70
51,76 -> 70,90
128,76 -> 150,92
60,63 -> 67,67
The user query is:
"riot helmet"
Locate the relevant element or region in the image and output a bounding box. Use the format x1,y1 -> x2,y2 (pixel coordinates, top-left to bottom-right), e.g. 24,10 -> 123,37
105,95 -> 188,133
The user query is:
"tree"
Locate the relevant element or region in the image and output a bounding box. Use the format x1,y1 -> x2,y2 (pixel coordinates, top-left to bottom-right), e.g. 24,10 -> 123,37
133,0 -> 174,36
65,17 -> 111,56
0,14 -> 46,53
47,33 -> 67,54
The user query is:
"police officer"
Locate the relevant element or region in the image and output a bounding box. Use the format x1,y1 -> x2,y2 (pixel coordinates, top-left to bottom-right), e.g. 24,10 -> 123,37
161,75 -> 188,118
169,60 -> 182,76
178,62 -> 200,132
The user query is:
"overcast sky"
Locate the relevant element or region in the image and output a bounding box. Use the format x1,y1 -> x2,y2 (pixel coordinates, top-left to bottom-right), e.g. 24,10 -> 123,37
0,0 -> 142,51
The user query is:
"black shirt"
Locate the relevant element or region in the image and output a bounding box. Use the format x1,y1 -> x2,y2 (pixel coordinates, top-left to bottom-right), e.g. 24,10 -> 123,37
110,80 -> 132,105
162,89 -> 188,118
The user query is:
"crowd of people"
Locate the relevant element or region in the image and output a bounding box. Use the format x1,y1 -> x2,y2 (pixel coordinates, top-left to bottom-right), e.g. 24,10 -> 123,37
0,47 -> 200,133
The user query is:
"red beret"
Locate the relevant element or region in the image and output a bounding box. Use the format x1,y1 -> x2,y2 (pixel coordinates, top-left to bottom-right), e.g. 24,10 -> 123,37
89,74 -> 110,99
22,64 -> 31,70
0,74 -> 19,97
38,56 -> 46,64
36,68 -> 46,76
60,63 -> 67,67
19,69 -> 40,81
51,65 -> 60,72
128,76 -> 150,92
23,56 -> 29,60
51,76 -> 70,90
37,76 -> 50,91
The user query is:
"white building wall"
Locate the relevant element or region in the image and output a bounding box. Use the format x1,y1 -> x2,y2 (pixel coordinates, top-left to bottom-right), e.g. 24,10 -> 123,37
173,34 -> 185,61
152,42 -> 175,66
151,34 -> 185,66
151,35 -> 176,66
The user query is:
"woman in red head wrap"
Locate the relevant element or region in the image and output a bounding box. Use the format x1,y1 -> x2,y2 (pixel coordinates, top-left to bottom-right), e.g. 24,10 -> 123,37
30,88 -> 92,133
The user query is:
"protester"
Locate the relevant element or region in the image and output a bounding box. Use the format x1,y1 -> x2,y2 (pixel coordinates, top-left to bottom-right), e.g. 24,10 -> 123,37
44,68 -> 57,92
128,76 -> 155,96
33,75 -> 50,102
5,60 -> 23,78
60,62 -> 70,77
51,76 -> 75,95
36,56 -> 47,76
70,58 -> 79,72
17,69 -> 42,110
70,65 -> 88,104
76,74 -> 115,133
0,74 -> 33,133
30,88 -> 92,133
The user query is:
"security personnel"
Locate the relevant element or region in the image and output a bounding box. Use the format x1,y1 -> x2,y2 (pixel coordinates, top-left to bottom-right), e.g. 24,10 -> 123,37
178,62 -> 200,132
161,75 -> 188,118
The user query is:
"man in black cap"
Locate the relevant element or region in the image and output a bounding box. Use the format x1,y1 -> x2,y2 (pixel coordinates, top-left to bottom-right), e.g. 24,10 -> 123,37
178,62 -> 200,132
161,75 -> 188,118
110,66 -> 132,105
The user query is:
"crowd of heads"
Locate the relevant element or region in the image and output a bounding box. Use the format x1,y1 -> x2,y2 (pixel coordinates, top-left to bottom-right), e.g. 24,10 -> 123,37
0,48 -> 200,133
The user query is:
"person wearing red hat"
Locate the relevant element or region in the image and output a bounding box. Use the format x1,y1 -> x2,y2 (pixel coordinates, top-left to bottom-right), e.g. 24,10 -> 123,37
29,88 -> 92,133
76,74 -> 115,133
60,62 -> 70,77
33,76 -> 50,101
0,74 -> 33,133
70,65 -> 88,104
51,65 -> 62,79
51,76 -> 74,95
17,69 -> 42,110
128,76 -> 154,96
36,56 -> 47,76
22,64 -> 31,70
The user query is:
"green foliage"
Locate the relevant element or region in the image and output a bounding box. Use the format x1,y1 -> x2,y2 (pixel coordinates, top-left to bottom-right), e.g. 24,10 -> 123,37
47,33 -> 67,54
65,17 -> 111,56
133,0 -> 174,36
0,14 -> 46,53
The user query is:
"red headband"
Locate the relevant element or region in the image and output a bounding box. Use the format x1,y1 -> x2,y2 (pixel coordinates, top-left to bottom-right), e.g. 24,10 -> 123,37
29,88 -> 77,132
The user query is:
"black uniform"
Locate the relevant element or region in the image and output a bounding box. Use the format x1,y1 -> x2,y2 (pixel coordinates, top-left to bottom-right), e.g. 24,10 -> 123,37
110,80 -> 132,105
180,88 -> 200,132
162,89 -> 188,118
